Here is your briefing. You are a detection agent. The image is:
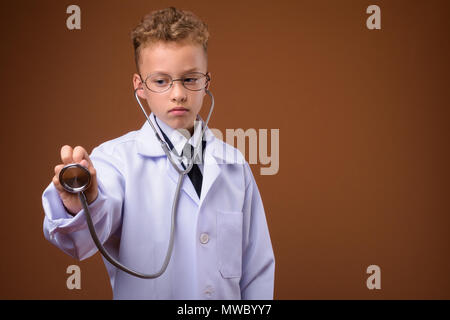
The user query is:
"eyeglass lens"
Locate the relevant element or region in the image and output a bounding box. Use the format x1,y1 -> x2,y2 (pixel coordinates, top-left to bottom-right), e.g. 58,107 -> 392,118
145,72 -> 208,92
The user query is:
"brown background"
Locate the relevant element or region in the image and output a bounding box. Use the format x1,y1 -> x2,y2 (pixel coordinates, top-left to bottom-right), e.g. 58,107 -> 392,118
0,0 -> 449,299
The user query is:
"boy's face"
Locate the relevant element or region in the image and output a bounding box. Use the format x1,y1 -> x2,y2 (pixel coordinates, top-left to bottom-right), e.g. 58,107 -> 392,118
133,41 -> 210,134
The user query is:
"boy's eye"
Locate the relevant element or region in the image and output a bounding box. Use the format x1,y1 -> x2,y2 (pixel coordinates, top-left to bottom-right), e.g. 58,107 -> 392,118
152,78 -> 170,86
183,77 -> 198,83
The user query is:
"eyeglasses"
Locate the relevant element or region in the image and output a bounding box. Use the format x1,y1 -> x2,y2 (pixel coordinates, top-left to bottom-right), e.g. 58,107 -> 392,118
141,72 -> 210,93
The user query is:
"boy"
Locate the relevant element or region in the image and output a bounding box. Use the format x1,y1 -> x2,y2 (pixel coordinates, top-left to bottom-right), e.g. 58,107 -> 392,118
42,7 -> 275,299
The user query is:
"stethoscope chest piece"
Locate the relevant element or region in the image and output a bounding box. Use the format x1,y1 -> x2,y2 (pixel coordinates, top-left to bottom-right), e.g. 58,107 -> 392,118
59,163 -> 91,193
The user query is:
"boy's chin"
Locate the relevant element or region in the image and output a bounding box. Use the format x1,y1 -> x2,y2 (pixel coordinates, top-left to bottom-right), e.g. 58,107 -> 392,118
167,118 -> 195,131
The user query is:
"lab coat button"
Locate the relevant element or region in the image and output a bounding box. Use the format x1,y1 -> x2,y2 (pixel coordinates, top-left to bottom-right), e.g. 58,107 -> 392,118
204,285 -> 214,297
200,233 -> 209,244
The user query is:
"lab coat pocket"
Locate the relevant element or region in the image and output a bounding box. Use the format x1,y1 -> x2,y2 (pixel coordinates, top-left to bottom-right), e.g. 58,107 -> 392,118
217,210 -> 243,279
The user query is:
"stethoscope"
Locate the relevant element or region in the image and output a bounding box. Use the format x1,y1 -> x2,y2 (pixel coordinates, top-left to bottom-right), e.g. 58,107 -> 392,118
58,86 -> 214,279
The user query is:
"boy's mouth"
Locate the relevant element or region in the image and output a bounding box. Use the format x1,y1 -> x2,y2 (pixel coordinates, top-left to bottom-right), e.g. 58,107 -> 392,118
168,107 -> 189,116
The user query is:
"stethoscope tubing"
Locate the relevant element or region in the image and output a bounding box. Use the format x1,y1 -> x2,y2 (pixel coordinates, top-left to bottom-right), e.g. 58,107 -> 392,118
80,174 -> 183,279
134,88 -> 215,175
76,88 -> 214,279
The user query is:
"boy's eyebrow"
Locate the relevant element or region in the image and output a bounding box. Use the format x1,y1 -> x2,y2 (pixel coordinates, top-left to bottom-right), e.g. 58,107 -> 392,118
182,67 -> 201,73
150,67 -> 202,75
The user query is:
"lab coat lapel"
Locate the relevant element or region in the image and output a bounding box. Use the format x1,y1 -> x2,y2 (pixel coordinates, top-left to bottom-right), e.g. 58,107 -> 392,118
137,118 -> 227,207
199,128 -> 233,205
199,151 -> 220,205
199,130 -> 247,206
137,119 -> 200,205
165,159 -> 200,206
166,128 -> 223,207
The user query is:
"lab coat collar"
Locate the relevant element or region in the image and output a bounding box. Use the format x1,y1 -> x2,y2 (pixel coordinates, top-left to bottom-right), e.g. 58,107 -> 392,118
136,113 -> 243,165
153,114 -> 203,157
136,113 -> 245,205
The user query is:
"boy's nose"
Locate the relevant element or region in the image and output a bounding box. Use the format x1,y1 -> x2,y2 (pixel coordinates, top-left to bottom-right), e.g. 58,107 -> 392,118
170,80 -> 187,102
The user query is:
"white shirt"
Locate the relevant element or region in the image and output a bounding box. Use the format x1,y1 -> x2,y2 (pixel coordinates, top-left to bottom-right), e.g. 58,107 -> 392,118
42,114 -> 275,299
153,115 -> 205,174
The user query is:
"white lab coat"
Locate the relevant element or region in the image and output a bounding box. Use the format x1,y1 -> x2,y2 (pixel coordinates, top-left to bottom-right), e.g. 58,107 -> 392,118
42,114 -> 275,300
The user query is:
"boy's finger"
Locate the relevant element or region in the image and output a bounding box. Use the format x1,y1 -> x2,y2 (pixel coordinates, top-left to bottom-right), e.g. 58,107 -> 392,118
73,146 -> 86,163
61,145 -> 74,164
80,159 -> 89,168
54,164 -> 64,176
73,146 -> 93,167
80,158 -> 97,183
52,175 -> 65,193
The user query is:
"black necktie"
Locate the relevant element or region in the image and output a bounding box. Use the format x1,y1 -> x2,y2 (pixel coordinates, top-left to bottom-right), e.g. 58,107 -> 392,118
154,116 -> 205,198
181,143 -> 204,198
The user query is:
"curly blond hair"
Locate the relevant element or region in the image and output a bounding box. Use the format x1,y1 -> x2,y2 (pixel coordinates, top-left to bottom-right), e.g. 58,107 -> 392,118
131,7 -> 209,71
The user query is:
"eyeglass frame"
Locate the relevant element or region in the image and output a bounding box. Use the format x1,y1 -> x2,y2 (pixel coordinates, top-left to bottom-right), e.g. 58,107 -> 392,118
139,71 -> 211,93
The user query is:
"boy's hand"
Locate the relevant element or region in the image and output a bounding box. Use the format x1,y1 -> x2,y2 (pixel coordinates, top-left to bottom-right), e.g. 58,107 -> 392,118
52,145 -> 99,216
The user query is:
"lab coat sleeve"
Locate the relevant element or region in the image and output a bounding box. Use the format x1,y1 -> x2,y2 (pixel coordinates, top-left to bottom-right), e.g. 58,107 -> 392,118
42,145 -> 125,261
240,163 -> 275,299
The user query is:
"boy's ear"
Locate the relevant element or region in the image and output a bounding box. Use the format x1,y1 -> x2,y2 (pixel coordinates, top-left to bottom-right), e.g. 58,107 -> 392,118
206,72 -> 212,91
133,73 -> 146,99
